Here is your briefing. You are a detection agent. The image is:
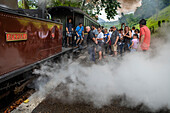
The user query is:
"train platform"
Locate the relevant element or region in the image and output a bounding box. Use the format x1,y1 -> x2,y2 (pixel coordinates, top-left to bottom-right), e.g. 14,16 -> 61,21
11,53 -> 169,113
11,48 -> 170,113
31,97 -> 146,113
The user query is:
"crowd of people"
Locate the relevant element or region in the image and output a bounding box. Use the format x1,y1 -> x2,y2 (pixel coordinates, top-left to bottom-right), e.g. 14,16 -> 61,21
66,19 -> 151,62
86,19 -> 151,61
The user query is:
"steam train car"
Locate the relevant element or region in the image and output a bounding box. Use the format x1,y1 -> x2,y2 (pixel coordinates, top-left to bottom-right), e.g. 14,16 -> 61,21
48,6 -> 100,46
0,4 -> 99,99
0,6 -> 63,98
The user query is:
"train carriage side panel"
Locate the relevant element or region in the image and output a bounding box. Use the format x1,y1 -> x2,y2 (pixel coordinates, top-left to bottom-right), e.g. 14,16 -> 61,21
0,10 -> 62,78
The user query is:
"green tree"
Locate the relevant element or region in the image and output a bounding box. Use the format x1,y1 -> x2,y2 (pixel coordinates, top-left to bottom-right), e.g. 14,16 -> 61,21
18,0 -> 38,9
49,0 -> 121,20
49,0 -> 81,8
19,0 -> 121,20
81,0 -> 121,20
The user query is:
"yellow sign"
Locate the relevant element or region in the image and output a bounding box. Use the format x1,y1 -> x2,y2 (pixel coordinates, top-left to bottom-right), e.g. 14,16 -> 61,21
6,32 -> 27,42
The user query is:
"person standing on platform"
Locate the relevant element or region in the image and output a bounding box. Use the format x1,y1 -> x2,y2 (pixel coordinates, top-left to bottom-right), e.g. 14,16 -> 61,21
66,18 -> 73,47
111,26 -> 119,57
76,23 -> 84,46
123,26 -> 132,52
109,27 -> 113,55
86,26 -> 97,61
139,19 -> 151,51
103,29 -> 110,55
96,28 -> 104,60
92,25 -> 98,38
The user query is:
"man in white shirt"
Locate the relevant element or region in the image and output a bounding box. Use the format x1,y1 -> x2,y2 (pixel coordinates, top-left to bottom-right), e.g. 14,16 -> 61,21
96,28 -> 104,60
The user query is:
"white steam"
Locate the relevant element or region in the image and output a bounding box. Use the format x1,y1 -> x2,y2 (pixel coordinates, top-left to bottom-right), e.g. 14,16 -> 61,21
33,28 -> 170,112
118,0 -> 142,13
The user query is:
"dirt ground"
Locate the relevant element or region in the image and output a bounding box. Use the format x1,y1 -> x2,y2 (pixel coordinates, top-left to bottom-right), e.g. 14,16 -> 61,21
32,95 -> 170,113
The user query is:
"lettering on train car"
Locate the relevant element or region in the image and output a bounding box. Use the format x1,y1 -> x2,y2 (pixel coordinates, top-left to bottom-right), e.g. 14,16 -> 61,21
6,32 -> 27,42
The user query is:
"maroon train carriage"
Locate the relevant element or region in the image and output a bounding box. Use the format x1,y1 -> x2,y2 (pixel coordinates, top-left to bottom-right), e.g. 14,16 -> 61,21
0,7 -> 64,97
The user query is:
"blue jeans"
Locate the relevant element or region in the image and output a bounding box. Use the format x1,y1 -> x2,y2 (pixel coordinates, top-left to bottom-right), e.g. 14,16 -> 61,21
124,43 -> 130,52
119,43 -> 124,56
77,35 -> 83,40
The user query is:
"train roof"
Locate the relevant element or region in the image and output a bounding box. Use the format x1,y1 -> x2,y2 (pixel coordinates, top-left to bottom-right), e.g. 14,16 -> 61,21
0,6 -> 62,24
48,6 -> 98,24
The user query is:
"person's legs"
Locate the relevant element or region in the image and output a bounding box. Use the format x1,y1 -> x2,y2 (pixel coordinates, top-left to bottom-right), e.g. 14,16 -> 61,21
88,47 -> 92,61
79,36 -> 83,45
127,43 -> 131,52
120,44 -> 123,56
88,46 -> 95,61
99,51 -> 102,60
109,45 -> 112,55
76,38 -> 80,45
92,46 -> 95,61
117,44 -> 120,53
97,43 -> 102,60
69,37 -> 72,45
104,43 -> 107,54
111,45 -> 114,55
124,43 -> 128,53
114,51 -> 117,56
67,36 -> 69,46
114,45 -> 118,56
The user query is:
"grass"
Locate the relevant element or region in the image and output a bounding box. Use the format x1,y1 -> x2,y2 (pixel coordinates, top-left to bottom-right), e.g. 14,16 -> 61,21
146,5 -> 170,30
133,5 -> 170,31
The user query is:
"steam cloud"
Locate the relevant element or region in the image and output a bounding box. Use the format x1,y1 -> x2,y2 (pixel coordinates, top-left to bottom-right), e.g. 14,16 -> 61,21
33,27 -> 170,112
118,0 -> 142,13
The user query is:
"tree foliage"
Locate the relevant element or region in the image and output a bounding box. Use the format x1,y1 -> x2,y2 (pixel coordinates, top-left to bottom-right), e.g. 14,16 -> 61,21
82,0 -> 121,20
18,0 -> 38,9
19,0 -> 121,20
48,0 -> 81,8
49,0 -> 121,20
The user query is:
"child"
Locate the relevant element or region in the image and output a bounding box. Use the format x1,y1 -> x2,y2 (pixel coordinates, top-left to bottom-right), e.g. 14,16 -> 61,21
129,34 -> 139,52
135,29 -> 140,39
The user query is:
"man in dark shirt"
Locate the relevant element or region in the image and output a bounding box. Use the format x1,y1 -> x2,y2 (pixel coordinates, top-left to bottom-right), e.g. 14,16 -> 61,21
86,26 -> 97,61
111,26 -> 119,56
66,19 -> 73,47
